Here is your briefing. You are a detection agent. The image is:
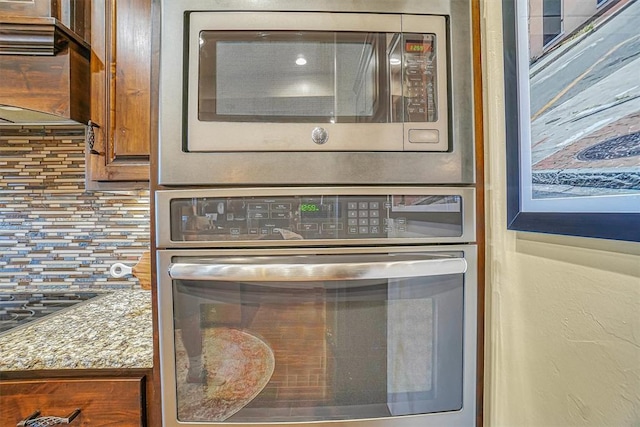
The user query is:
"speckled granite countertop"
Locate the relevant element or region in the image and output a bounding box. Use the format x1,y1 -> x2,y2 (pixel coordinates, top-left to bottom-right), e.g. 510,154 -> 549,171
0,290 -> 153,371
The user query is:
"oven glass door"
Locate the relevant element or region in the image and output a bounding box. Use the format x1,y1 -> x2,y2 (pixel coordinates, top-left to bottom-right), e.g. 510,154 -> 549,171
163,252 -> 472,424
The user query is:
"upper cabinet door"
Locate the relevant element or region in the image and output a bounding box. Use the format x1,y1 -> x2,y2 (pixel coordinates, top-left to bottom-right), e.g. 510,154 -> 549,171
87,0 -> 150,190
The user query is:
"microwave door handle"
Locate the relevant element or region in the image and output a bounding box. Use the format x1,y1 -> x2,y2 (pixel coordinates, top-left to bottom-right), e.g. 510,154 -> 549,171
168,257 -> 467,282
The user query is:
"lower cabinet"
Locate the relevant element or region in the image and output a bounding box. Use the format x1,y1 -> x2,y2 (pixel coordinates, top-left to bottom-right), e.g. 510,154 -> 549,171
0,376 -> 146,426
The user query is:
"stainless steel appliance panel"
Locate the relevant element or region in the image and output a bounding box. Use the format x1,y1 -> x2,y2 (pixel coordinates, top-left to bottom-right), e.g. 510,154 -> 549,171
157,245 -> 477,427
155,187 -> 476,248
158,0 -> 474,185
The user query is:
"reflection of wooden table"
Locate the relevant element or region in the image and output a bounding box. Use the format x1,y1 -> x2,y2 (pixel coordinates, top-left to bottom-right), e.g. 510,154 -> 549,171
175,328 -> 274,422
247,296 -> 331,405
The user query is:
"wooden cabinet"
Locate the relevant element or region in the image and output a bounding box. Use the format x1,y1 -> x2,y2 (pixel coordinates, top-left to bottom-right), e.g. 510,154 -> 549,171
0,376 -> 146,426
86,0 -> 150,190
0,0 -> 89,41
0,1 -> 91,124
0,0 -> 150,188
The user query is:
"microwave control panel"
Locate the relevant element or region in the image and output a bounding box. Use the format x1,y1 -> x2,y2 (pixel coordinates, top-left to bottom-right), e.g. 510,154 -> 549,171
404,34 -> 437,123
169,193 -> 462,242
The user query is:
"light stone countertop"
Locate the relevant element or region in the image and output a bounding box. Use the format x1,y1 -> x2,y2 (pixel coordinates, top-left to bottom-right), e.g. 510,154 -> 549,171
0,290 -> 153,371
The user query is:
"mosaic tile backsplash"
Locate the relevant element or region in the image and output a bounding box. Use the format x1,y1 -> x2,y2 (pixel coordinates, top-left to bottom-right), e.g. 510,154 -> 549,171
0,126 -> 150,291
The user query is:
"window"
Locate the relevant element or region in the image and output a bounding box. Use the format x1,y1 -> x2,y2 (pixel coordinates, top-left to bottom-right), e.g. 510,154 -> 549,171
543,0 -> 562,45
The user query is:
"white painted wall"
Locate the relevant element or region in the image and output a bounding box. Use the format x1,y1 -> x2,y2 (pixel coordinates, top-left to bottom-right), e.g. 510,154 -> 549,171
481,1 -> 640,425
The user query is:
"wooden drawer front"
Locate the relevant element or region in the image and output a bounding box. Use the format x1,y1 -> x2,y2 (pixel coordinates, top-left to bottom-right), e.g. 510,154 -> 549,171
0,377 -> 145,426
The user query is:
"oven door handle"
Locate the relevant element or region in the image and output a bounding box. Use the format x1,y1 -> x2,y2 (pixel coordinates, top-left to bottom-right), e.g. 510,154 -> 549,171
168,257 -> 467,282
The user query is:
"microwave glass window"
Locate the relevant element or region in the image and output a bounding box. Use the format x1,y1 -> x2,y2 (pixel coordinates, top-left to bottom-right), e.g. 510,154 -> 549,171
198,31 -> 391,123
171,268 -> 463,422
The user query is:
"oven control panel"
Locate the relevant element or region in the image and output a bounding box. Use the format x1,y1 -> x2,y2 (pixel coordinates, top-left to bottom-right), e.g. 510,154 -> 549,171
168,193 -> 464,243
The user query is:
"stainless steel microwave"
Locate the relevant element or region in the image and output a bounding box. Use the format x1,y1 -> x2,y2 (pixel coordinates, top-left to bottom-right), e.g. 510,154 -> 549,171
158,1 -> 475,186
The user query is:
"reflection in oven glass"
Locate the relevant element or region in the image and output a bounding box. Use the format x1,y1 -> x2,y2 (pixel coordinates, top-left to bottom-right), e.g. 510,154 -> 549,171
172,276 -> 461,423
175,328 -> 275,421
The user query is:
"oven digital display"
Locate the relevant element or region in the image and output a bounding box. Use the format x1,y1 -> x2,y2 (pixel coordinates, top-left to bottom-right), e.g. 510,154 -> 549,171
405,40 -> 432,53
300,203 -> 320,212
299,201 -> 338,219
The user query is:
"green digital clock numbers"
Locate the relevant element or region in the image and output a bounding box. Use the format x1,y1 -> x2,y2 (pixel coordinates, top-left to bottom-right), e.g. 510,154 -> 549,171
300,203 -> 320,212
300,201 -> 338,218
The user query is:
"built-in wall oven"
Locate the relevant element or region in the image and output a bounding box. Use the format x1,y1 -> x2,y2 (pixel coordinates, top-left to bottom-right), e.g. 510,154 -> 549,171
155,187 -> 477,426
158,0 -> 475,186
156,1 -> 479,425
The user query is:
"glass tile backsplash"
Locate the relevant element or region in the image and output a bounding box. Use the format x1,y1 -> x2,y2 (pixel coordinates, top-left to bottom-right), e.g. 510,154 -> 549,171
0,126 -> 150,291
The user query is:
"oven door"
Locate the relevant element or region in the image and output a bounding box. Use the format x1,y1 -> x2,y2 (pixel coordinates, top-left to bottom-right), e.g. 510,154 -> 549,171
158,246 -> 477,426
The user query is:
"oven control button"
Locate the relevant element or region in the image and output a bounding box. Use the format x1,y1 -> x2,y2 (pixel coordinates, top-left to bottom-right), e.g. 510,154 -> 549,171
271,212 -> 290,219
270,203 -> 291,211
248,203 -> 268,211
311,127 -> 329,145
297,223 -> 319,232
248,211 -> 268,219
321,223 -> 342,231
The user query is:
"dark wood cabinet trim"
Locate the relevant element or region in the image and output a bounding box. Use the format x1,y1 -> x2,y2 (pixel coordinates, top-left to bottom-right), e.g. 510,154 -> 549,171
0,368 -> 151,381
0,30 -> 90,124
0,0 -> 52,23
471,0 -> 485,424
0,16 -> 89,55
